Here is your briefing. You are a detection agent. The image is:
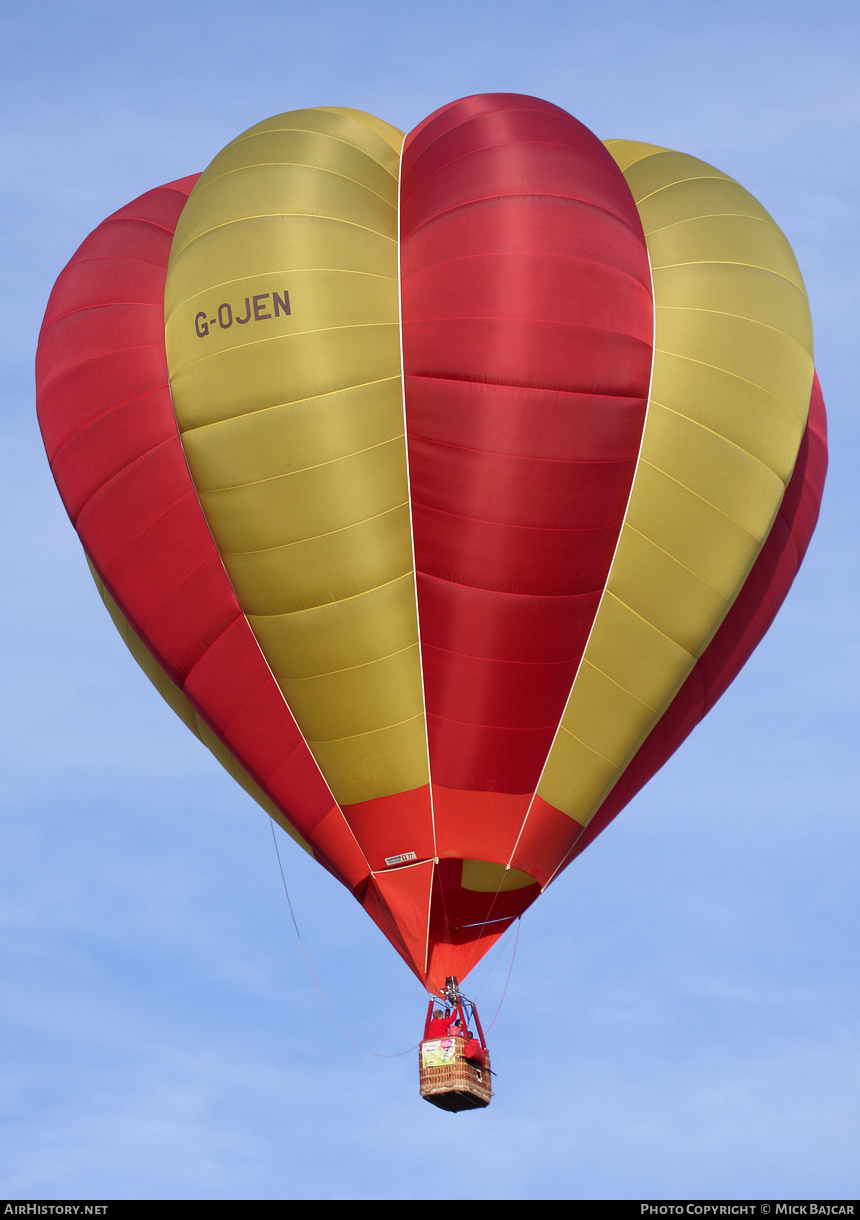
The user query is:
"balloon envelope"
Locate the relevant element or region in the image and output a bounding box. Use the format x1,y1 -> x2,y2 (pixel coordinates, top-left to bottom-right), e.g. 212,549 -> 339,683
36,95 -> 827,991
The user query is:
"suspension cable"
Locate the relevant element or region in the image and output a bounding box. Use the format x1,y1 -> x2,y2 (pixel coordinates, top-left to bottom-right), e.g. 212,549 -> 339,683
482,918 -> 521,1034
268,818 -> 419,1059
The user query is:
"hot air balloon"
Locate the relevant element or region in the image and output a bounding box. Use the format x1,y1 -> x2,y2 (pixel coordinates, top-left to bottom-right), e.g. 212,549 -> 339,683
36,94 -> 827,1110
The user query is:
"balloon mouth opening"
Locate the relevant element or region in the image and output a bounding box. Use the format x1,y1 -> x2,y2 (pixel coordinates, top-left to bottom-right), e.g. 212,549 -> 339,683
356,856 -> 539,989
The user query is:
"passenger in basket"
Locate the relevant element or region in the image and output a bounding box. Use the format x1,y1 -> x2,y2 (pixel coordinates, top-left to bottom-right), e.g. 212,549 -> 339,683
463,1035 -> 487,1068
426,1008 -> 451,1039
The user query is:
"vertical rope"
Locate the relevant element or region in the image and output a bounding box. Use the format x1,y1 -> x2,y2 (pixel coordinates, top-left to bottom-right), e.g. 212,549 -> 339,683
268,818 -> 418,1059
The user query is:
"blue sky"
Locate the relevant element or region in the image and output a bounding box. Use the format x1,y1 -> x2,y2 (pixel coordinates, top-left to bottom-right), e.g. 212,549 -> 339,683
2,0 -> 858,1201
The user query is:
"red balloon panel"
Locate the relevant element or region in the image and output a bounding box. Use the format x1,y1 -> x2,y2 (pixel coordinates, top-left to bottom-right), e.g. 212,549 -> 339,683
400,94 -> 654,796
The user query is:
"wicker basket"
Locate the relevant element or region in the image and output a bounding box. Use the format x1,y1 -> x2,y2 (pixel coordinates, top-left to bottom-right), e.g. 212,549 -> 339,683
419,1037 -> 492,1111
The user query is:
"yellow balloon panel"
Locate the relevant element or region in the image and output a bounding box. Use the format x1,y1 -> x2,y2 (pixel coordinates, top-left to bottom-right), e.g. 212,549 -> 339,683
169,176 -> 397,275
246,576 -> 419,678
631,172 -> 775,229
649,353 -> 806,481
627,461 -> 761,599
538,729 -> 622,817
204,130 -> 400,204
651,262 -> 813,349
314,106 -> 405,159
538,141 -> 814,826
165,109 -> 428,804
173,267 -> 397,345
461,861 -> 536,893
179,380 -> 404,492
638,404 -> 785,539
196,435 -> 408,552
647,215 -> 807,289
657,306 -> 810,423
309,719 -> 429,807
237,106 -> 404,166
168,214 -> 398,284
278,644 -> 424,740
169,109 -> 402,249
225,505 -> 413,616
597,527 -> 730,653
582,593 -> 694,710
168,319 -> 401,432
563,662 -> 663,767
